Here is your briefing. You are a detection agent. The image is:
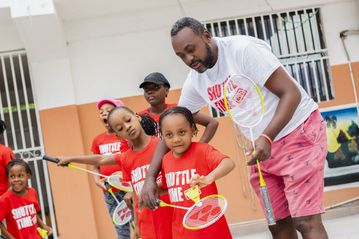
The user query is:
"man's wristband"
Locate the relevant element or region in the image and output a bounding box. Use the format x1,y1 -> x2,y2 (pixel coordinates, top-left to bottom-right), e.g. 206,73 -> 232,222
260,133 -> 273,145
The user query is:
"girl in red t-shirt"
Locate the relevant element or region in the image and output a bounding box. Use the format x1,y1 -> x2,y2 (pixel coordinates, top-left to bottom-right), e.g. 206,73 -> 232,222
57,106 -> 172,239
158,106 -> 235,239
56,99 -> 132,239
0,159 -> 52,239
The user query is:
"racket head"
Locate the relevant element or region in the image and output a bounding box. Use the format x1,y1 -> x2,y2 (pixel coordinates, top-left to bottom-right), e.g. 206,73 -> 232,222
223,74 -> 265,128
107,174 -> 133,192
182,194 -> 227,230
112,201 -> 132,226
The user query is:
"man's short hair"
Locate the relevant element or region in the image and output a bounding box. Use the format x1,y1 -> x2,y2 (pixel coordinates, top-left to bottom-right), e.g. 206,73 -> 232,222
170,17 -> 207,37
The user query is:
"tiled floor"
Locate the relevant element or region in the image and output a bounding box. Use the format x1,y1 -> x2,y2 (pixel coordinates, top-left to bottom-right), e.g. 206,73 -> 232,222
234,214 -> 359,239
231,199 -> 359,239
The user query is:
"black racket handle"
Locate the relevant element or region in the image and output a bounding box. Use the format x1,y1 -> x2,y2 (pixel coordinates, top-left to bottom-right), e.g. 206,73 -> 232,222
43,155 -> 59,164
104,181 -> 111,191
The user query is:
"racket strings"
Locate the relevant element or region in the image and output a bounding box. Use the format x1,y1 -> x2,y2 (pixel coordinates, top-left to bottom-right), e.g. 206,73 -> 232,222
107,175 -> 132,192
224,76 -> 264,128
113,201 -> 132,226
183,196 -> 227,229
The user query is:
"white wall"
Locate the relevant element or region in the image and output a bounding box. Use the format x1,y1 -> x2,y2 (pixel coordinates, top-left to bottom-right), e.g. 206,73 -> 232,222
321,0 -> 359,65
65,5 -> 189,104
0,8 -> 24,52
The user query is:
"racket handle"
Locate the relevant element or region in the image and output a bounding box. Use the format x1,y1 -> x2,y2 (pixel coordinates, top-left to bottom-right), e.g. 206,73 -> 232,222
104,182 -> 111,191
43,155 -> 59,164
43,155 -> 70,167
260,186 -> 276,225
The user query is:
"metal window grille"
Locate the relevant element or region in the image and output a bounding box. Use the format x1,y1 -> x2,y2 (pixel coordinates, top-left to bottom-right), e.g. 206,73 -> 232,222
0,50 -> 58,238
204,8 -> 334,118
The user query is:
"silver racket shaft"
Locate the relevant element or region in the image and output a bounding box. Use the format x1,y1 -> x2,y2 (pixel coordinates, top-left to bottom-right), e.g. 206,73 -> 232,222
260,186 -> 276,225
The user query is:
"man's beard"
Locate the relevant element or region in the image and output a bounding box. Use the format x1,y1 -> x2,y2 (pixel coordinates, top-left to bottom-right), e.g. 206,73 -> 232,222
202,43 -> 216,70
191,43 -> 216,73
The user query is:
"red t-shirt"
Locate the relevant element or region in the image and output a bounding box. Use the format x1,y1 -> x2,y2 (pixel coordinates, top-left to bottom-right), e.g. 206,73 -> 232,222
0,144 -> 15,195
161,142 -> 232,239
91,132 -> 129,176
0,187 -> 41,239
138,104 -> 177,123
115,136 -> 172,239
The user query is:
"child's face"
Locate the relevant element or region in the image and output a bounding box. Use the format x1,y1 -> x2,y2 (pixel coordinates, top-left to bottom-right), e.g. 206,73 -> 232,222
108,109 -> 142,141
143,83 -> 169,106
99,103 -> 116,129
8,165 -> 30,195
161,113 -> 194,157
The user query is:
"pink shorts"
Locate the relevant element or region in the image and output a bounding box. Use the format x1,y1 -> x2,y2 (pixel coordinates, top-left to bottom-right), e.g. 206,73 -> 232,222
250,110 -> 327,220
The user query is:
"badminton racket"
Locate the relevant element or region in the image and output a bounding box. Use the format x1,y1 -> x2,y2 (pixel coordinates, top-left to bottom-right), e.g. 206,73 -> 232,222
223,74 -> 275,225
43,155 -> 133,192
104,182 -> 132,226
157,194 -> 227,230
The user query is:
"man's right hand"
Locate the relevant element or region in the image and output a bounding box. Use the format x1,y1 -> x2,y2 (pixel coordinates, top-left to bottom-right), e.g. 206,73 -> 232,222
139,177 -> 159,210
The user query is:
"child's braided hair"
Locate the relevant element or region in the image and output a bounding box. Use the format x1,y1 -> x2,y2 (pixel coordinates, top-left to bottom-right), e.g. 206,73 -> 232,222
159,106 -> 198,135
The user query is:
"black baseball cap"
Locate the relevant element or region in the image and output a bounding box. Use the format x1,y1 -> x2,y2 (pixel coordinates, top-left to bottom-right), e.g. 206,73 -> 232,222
139,72 -> 171,88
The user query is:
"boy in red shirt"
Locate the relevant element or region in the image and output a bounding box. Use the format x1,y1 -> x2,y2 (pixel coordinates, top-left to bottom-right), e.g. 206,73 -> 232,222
159,106 -> 235,239
138,72 -> 176,123
0,159 -> 52,239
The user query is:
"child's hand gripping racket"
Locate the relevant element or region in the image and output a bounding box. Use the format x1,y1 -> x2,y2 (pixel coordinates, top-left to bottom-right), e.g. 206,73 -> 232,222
223,74 -> 276,225
43,155 -> 133,192
156,186 -> 227,230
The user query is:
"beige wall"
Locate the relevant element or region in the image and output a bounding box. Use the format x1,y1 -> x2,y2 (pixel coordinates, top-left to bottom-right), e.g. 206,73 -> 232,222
40,62 -> 359,238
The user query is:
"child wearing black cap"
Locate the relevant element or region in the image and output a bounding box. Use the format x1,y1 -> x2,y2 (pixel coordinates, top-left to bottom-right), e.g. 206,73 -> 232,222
138,71 -> 219,142
139,72 -> 176,123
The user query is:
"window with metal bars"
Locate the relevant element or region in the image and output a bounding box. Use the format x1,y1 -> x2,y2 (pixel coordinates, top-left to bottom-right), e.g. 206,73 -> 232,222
203,8 -> 334,118
0,51 -> 58,238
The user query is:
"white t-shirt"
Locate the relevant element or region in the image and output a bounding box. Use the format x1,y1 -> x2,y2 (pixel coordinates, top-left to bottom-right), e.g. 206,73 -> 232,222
178,35 -> 317,141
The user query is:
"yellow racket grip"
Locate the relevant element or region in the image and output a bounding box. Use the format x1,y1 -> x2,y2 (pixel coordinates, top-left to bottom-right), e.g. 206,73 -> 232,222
157,200 -> 169,208
256,160 -> 266,187
67,163 -> 82,170
37,227 -> 48,239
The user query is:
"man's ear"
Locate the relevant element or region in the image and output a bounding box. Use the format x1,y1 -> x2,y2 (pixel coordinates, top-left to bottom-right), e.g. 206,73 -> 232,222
203,30 -> 212,42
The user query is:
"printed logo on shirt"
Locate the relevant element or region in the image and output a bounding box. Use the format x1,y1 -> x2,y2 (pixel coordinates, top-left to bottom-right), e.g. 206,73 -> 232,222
207,75 -> 231,112
99,142 -> 122,155
11,204 -> 37,229
131,164 -> 162,196
165,169 -> 197,203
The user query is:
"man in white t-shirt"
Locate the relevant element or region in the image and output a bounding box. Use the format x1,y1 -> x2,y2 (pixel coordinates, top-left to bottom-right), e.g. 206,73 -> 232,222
140,17 -> 328,239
